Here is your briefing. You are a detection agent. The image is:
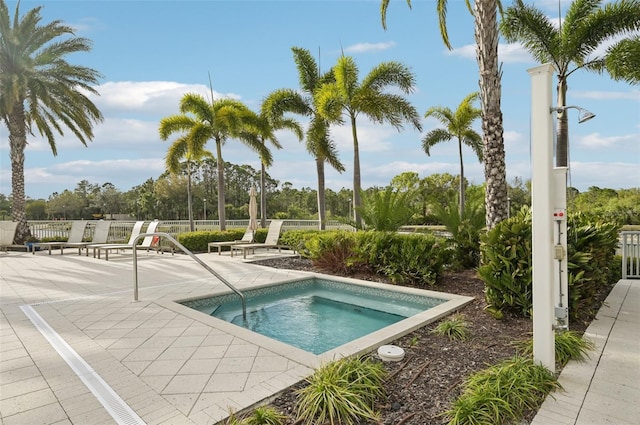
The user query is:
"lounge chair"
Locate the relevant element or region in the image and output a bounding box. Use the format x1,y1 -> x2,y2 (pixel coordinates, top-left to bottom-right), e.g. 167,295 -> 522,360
88,220 -> 145,258
231,220 -> 286,259
95,221 -> 173,260
31,221 -> 89,255
54,220 -> 112,256
0,222 -> 29,253
207,227 -> 254,255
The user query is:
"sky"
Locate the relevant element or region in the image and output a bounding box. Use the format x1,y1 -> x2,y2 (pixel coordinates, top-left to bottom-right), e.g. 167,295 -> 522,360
1,0 -> 639,200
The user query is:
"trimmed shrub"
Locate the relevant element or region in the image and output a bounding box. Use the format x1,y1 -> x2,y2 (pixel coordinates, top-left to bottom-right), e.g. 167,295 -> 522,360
354,231 -> 449,286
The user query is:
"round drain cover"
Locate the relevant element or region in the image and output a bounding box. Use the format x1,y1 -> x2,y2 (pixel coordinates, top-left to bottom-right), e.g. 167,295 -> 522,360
377,345 -> 405,362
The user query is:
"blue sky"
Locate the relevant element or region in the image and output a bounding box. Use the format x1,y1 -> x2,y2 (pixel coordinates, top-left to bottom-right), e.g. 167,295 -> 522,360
1,0 -> 638,200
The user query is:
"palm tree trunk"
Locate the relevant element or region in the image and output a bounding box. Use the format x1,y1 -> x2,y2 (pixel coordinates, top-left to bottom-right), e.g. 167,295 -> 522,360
315,158 -> 326,230
556,76 -> 569,168
215,139 -> 226,231
187,160 -> 194,232
260,162 -> 267,228
475,0 -> 508,229
7,102 -> 31,243
350,114 -> 362,229
458,138 -> 465,217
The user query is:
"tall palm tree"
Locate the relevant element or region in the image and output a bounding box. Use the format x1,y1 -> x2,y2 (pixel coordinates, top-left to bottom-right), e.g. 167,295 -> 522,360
0,1 -> 103,241
164,134 -> 213,231
316,55 -> 422,229
243,106 -> 303,228
423,92 -> 483,216
501,0 -> 640,167
159,94 -> 269,230
262,47 -> 345,230
381,0 -> 509,229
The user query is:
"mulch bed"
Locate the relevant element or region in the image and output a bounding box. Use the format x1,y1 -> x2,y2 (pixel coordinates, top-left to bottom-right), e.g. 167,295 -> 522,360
249,257 -> 611,425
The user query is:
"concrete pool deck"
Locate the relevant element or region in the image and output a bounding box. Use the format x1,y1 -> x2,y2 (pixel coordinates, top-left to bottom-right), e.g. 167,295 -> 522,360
0,249 -> 471,425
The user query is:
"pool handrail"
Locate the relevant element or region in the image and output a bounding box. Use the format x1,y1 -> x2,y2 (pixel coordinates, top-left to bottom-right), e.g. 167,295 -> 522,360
131,232 -> 247,321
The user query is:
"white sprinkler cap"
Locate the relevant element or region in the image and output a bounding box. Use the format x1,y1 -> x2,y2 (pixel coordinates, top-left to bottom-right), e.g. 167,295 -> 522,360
377,345 -> 405,362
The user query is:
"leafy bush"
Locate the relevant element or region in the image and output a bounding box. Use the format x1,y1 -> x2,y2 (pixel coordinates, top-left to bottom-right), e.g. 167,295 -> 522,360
303,230 -> 449,286
354,231 -> 450,286
306,231 -> 360,275
296,355 -> 386,425
445,356 -> 560,425
431,314 -> 470,341
477,207 -> 533,318
566,213 -> 620,320
278,230 -> 323,258
478,207 -> 621,320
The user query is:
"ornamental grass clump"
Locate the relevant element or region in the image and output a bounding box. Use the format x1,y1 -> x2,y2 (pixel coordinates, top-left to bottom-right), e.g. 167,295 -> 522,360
515,330 -> 595,366
296,355 -> 386,425
431,314 -> 471,341
445,356 -> 560,425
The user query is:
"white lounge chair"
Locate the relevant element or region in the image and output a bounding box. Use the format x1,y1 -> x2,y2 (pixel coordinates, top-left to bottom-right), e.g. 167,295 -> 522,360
0,222 -> 29,253
88,221 -> 145,258
55,220 -> 112,256
207,226 -> 254,255
96,221 -> 173,260
31,221 -> 89,255
231,220 -> 286,259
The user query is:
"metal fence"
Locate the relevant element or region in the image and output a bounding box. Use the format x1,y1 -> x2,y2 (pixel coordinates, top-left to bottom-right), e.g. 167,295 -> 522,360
621,231 -> 640,279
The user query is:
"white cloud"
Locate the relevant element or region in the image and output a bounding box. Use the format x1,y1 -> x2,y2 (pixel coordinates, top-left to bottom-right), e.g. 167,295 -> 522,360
344,41 -> 397,54
578,133 -> 640,149
87,81 -> 241,116
569,162 -> 640,190
572,90 -> 640,101
447,43 -> 534,63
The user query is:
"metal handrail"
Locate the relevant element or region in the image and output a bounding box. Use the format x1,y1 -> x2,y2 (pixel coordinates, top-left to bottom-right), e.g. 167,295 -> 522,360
132,232 -> 246,320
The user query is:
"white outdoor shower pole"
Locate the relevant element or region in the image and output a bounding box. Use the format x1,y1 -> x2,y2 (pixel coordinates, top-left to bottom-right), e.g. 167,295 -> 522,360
528,63 -> 556,371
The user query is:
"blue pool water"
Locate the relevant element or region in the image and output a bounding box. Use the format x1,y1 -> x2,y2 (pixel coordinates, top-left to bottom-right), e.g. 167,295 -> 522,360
182,277 -> 446,354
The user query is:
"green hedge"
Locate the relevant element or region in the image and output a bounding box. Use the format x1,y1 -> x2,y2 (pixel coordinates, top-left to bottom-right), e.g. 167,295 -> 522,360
177,228 -> 270,252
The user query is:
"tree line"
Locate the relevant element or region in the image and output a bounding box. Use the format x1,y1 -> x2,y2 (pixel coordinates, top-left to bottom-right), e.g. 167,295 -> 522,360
2,168 -> 638,226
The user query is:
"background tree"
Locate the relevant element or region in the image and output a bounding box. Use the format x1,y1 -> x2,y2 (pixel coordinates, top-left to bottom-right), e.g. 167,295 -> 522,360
0,0 -> 103,241
381,0 -> 508,229
423,92 -> 482,217
159,93 -> 269,230
501,0 -> 640,167
316,55 -> 422,229
262,47 -> 345,230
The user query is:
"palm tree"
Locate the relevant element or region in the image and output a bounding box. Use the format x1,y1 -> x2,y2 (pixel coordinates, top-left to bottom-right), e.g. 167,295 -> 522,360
164,134 -> 213,231
423,92 -> 483,216
501,0 -> 640,168
316,55 -> 422,229
381,0 -> 508,229
159,94 -> 269,230
243,106 -> 303,228
0,1 -> 103,241
262,47 -> 345,230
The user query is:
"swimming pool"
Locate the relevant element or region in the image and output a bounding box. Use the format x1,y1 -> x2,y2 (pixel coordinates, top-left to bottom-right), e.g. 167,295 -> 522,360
181,277 -> 450,354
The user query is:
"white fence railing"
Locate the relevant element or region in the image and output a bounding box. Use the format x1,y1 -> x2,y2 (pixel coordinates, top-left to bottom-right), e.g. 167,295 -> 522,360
622,231 -> 640,279
26,219 -> 354,243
